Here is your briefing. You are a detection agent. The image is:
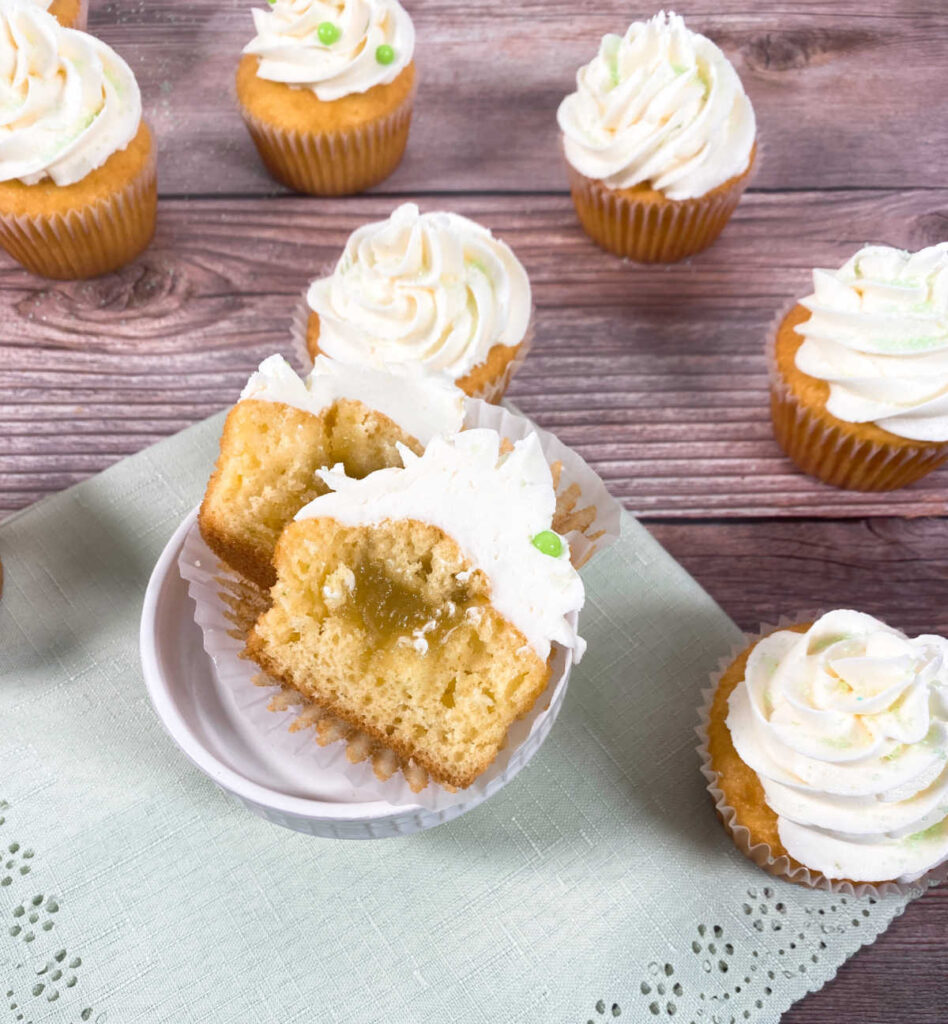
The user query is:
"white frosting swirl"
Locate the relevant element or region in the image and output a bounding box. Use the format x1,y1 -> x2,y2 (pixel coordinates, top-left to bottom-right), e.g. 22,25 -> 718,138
239,353 -> 466,445
306,203 -> 532,381
727,610 -> 948,883
556,10 -> 755,200
794,244 -> 948,443
0,2 -> 141,186
243,0 -> 414,102
295,428 -> 586,662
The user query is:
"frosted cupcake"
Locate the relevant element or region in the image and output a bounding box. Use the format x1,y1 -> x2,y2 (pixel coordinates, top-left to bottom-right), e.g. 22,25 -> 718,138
237,0 -> 416,195
246,428 -> 585,789
303,203 -> 533,401
0,2 -> 156,279
703,611 -> 948,889
200,353 -> 467,587
557,11 -> 756,263
771,244 -> 948,490
37,0 -> 86,29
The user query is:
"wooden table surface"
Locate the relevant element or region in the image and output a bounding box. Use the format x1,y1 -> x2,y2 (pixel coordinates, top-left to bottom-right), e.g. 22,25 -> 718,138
1,1 -> 946,1020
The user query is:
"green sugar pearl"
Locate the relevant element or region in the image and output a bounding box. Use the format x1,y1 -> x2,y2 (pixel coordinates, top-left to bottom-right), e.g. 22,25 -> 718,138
317,21 -> 341,44
375,43 -> 396,65
531,530 -> 563,558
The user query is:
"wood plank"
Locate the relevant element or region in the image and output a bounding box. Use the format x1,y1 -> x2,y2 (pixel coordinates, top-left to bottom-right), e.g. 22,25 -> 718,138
86,0 -> 948,195
3,190 -> 947,519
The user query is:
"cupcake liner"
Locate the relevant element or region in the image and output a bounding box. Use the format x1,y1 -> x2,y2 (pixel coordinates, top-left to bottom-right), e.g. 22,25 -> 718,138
180,405 -> 619,807
767,309 -> 948,490
240,90 -> 414,196
290,285 -> 536,403
0,140 -> 157,280
565,149 -> 754,263
695,612 -> 948,897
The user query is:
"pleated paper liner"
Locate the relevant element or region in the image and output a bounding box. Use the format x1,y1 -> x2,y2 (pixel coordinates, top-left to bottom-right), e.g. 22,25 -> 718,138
695,614 -> 948,898
565,145 -> 756,263
0,135 -> 157,280
239,91 -> 414,196
767,309 -> 948,490
180,402 -> 621,809
289,286 -> 536,404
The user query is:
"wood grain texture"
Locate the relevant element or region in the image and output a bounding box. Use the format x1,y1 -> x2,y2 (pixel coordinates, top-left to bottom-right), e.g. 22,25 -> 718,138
87,0 -> 948,195
2,190 -> 947,518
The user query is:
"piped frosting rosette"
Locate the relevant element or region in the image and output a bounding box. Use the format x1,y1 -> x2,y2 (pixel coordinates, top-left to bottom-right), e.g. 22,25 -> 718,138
244,0 -> 414,101
298,202 -> 534,400
698,610 -> 948,895
793,244 -> 948,443
0,2 -> 141,186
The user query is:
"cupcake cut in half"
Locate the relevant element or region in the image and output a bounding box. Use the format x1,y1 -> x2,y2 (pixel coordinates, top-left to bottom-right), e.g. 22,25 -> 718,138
0,1 -> 156,279
304,202 -> 533,401
771,243 -> 948,490
557,10 -> 756,263
237,0 -> 416,195
705,610 -> 948,888
200,354 -> 466,588
245,429 -> 586,789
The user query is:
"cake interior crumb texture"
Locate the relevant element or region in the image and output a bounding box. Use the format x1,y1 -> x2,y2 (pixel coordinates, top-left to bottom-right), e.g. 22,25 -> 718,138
199,398 -> 423,587
246,518 -> 552,789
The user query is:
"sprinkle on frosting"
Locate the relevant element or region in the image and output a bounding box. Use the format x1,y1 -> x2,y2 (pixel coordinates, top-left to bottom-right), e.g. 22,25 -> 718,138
0,2 -> 141,186
239,354 -> 467,446
243,0 -> 414,102
794,243 -> 948,443
306,202 -> 533,382
726,610 -> 948,883
556,10 -> 755,200
294,428 -> 586,662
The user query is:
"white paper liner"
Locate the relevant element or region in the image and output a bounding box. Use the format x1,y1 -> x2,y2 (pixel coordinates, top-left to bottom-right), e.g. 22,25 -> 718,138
289,275 -> 536,403
0,126 -> 156,280
767,302 -> 948,490
695,611 -> 948,897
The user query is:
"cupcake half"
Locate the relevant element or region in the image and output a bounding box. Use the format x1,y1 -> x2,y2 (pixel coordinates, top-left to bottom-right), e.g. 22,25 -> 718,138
302,202 -> 534,401
771,243 -> 948,490
245,428 -> 586,789
0,2 -> 156,279
703,610 -> 948,890
557,11 -> 756,263
200,354 -> 467,588
237,0 -> 416,195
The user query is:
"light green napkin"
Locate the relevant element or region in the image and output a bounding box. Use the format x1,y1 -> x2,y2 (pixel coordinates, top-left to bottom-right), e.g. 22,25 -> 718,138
0,415 -> 925,1024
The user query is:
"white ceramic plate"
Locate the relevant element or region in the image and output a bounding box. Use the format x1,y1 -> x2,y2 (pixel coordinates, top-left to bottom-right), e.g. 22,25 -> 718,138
139,509 -> 574,839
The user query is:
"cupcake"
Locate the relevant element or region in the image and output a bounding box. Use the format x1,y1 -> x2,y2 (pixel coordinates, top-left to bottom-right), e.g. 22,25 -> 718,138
39,0 -> 86,29
245,428 -> 585,789
556,10 -> 756,263
200,353 -> 467,588
0,2 -> 156,279
237,0 -> 416,195
771,244 -> 948,490
302,202 -> 533,401
703,610 -> 948,889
